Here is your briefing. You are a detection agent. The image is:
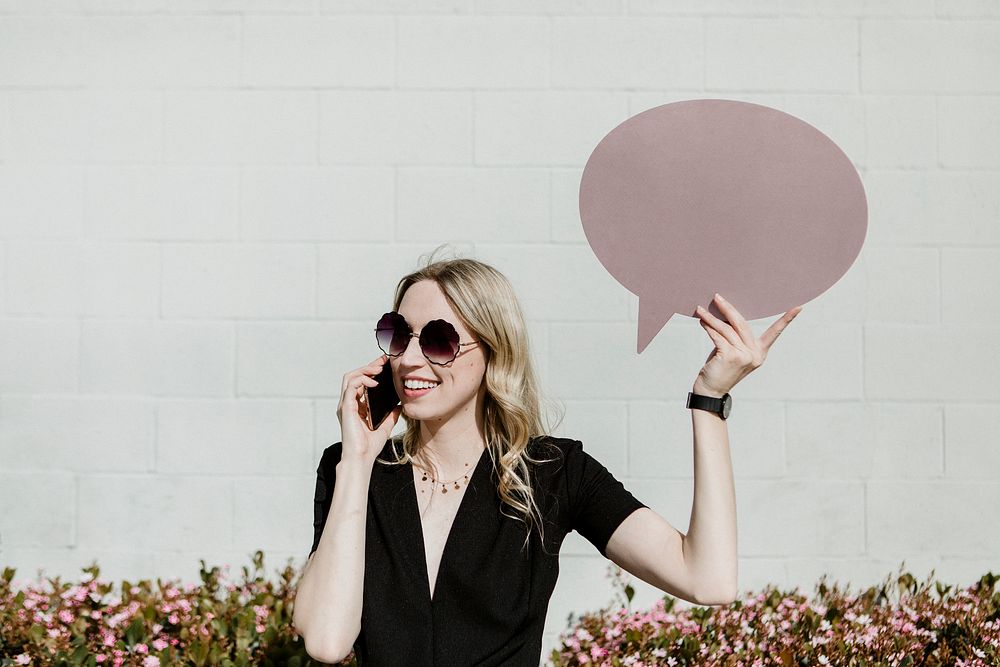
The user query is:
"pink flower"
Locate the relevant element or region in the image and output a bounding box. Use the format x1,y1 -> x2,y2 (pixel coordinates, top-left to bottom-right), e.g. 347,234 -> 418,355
152,639 -> 168,650
142,658 -> 160,667
135,643 -> 148,654
15,655 -> 31,665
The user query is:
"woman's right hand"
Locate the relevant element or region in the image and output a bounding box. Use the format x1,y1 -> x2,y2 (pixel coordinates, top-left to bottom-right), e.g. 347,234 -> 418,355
337,353 -> 403,464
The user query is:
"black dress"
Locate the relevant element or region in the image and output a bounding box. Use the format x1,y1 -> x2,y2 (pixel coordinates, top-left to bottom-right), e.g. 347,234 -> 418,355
308,435 -> 648,667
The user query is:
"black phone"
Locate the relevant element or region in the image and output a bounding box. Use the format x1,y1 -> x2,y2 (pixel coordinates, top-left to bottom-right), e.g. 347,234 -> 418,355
361,360 -> 400,431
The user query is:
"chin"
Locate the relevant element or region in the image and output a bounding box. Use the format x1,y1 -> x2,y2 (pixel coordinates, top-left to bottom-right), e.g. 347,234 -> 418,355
402,403 -> 433,420
402,400 -> 454,423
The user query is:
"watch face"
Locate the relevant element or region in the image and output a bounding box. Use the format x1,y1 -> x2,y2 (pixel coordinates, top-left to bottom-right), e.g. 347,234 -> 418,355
721,393 -> 732,418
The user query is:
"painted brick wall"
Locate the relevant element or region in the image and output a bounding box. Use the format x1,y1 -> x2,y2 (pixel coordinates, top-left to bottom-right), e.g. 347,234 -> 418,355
1,0 -> 998,663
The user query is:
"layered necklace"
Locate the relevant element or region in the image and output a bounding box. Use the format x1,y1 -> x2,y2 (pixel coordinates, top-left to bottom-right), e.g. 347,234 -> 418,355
414,457 -> 473,495
412,446 -> 484,497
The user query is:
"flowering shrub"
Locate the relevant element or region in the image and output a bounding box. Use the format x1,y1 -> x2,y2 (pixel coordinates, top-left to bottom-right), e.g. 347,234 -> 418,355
0,550 -> 336,666
548,563 -> 1000,667
3,554 -> 997,666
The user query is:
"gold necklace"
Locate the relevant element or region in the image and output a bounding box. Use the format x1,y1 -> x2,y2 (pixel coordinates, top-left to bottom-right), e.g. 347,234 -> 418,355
415,460 -> 472,494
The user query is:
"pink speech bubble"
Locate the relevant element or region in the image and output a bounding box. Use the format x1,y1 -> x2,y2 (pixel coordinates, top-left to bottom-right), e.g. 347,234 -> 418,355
579,99 -> 868,353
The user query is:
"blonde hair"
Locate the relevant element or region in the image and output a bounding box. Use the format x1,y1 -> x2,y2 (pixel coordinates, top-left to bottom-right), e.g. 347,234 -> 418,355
376,244 -> 565,555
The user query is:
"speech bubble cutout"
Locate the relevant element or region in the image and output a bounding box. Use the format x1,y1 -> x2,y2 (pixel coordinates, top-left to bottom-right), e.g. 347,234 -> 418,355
579,99 -> 868,353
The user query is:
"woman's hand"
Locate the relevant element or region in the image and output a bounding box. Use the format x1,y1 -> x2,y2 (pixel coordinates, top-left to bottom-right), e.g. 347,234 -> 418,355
337,353 -> 402,463
692,293 -> 803,397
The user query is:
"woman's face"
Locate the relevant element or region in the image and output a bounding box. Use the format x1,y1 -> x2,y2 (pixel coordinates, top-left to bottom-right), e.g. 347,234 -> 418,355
391,280 -> 487,424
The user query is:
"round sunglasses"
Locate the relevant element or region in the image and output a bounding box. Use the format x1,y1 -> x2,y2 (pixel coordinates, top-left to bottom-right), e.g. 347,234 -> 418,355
374,311 -> 480,365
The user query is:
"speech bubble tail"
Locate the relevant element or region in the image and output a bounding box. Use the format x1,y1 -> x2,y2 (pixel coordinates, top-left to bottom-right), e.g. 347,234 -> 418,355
637,298 -> 673,354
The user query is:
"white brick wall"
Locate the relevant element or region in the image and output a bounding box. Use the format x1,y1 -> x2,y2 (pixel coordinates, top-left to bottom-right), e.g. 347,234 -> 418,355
1,1 -> 998,663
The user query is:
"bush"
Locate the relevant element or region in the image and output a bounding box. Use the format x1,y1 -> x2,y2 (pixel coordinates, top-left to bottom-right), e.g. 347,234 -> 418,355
0,550 -> 340,667
548,562 -> 1000,666
3,554 -> 997,666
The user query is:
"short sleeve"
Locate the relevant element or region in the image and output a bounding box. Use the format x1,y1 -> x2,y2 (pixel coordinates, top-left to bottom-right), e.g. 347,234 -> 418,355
565,439 -> 648,558
310,442 -> 343,557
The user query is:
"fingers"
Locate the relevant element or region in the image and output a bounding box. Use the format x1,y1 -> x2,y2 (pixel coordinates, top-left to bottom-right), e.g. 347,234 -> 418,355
342,355 -> 389,394
340,370 -> 380,412
696,301 -> 741,348
759,305 -> 804,352
710,294 -> 756,346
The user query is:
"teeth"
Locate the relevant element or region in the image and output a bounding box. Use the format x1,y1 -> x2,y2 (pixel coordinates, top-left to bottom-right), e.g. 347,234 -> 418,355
404,380 -> 439,390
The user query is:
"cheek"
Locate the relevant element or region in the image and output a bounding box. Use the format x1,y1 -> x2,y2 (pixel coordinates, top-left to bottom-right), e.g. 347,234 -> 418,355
450,361 -> 485,393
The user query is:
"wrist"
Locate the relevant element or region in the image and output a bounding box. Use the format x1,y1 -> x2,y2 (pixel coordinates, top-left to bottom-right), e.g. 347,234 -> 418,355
692,383 -> 726,399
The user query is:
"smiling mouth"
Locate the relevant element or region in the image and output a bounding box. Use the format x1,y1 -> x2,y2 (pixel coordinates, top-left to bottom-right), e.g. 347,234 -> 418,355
402,383 -> 438,398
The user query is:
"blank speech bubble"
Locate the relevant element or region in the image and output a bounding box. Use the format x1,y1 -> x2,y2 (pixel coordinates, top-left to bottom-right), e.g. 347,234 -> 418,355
579,99 -> 868,353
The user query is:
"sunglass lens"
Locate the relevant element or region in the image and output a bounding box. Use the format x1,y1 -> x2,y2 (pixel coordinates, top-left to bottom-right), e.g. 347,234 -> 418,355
421,319 -> 460,364
375,312 -> 409,356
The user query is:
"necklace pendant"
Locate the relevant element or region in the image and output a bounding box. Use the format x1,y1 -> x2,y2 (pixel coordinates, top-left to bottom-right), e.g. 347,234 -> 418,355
453,481 -> 460,490
441,486 -> 447,493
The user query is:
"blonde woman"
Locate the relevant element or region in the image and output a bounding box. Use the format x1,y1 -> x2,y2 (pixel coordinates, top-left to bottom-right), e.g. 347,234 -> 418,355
292,248 -> 803,666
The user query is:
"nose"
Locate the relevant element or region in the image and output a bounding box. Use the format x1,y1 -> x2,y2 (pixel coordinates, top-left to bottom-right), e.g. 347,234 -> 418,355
398,332 -> 426,366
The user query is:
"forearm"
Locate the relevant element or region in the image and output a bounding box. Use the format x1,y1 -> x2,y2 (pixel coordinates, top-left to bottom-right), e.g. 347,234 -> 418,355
682,384 -> 738,605
293,458 -> 372,661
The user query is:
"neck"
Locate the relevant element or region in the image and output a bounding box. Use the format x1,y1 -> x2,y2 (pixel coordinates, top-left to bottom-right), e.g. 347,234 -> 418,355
414,430 -> 486,479
414,402 -> 487,478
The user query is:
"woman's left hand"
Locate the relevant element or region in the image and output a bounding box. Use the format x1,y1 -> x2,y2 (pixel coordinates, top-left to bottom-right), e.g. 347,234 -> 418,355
692,293 -> 804,397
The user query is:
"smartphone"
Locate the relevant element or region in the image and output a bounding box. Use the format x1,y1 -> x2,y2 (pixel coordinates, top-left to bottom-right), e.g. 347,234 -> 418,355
360,360 -> 400,431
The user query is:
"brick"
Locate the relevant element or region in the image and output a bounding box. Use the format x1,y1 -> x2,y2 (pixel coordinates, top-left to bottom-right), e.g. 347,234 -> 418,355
320,90 -> 472,165
553,17 -> 701,89
240,167 -> 394,241
8,91 -> 161,163
80,320 -> 234,396
398,16 -> 548,88
161,242 -> 314,318
164,91 -> 317,165
0,396 -> 154,472
396,167 -> 549,242
84,166 -> 238,240
706,17 -> 857,92
157,399 -> 312,475
242,15 -> 393,87
862,19 -> 1000,93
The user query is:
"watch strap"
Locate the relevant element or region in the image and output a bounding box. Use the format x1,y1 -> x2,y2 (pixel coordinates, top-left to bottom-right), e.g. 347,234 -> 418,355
687,391 -> 724,413
687,391 -> 731,420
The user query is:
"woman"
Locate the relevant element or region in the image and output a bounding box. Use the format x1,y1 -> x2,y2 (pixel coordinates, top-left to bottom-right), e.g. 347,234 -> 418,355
292,248 -> 803,666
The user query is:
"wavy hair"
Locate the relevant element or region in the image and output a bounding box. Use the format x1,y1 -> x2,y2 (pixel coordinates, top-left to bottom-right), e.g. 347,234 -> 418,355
376,244 -> 565,555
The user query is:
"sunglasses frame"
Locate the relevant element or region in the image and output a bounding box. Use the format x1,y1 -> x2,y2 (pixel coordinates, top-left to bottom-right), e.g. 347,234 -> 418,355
374,311 -> 480,366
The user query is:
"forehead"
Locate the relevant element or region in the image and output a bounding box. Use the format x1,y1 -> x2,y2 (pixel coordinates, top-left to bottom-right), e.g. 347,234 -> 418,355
397,280 -> 468,332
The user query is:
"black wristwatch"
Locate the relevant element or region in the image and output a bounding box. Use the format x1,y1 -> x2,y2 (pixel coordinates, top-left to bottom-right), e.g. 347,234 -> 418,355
687,391 -> 732,420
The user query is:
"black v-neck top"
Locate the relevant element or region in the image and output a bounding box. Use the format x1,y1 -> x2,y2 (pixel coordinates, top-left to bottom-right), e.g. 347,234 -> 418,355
308,435 -> 648,667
